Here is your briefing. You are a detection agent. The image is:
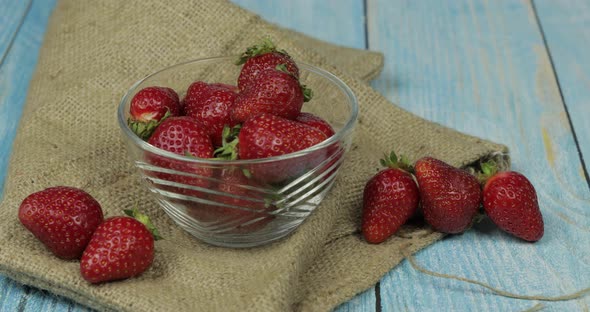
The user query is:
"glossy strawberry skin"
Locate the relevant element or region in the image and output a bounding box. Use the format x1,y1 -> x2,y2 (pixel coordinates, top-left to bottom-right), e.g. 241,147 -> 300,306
238,113 -> 326,159
295,113 -> 335,137
483,171 -> 544,242
238,52 -> 299,92
238,113 -> 327,183
18,187 -> 104,260
414,157 -> 481,234
130,86 -> 180,122
80,216 -> 154,284
147,117 -> 214,194
231,69 -> 304,124
296,113 -> 340,179
362,169 -> 420,243
210,83 -> 239,93
148,116 -> 213,159
183,81 -> 239,147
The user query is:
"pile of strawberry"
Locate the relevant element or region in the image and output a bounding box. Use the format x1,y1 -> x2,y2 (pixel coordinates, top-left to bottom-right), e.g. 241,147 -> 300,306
127,38 -> 335,181
18,186 -> 161,283
362,152 -> 544,244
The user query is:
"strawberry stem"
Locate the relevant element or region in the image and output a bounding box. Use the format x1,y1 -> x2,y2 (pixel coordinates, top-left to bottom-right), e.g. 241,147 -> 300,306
236,37 -> 281,65
213,124 -> 241,160
380,150 -> 413,173
123,206 -> 163,240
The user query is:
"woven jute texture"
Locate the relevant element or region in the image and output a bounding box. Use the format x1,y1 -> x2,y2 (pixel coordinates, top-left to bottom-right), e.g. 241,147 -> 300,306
0,1 -> 509,311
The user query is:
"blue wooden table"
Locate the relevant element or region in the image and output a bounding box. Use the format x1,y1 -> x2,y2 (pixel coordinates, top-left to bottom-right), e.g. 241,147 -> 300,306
1,1 -> 589,311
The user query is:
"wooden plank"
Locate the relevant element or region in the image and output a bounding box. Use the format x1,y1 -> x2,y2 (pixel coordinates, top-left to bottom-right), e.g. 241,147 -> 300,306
368,0 -> 590,311
0,0 -> 87,311
0,0 -> 30,65
231,0 -> 366,49
0,276 -> 89,312
534,0 -> 590,185
0,0 -> 55,197
227,3 -> 375,310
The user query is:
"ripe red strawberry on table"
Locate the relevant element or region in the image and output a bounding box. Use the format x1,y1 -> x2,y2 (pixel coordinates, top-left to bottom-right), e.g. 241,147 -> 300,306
147,116 -> 214,194
414,157 -> 481,234
481,163 -> 544,242
231,65 -> 312,123
128,86 -> 180,140
362,152 -> 420,244
18,186 -> 104,260
80,208 -> 161,284
236,38 -> 300,92
183,81 -> 239,147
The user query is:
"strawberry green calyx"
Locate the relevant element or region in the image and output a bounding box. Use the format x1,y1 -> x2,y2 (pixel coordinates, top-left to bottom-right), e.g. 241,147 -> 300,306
301,84 -> 313,102
123,207 -> 163,240
477,160 -> 499,185
236,37 -> 286,65
275,63 -> 293,75
213,124 -> 241,160
276,64 -> 313,102
184,151 -> 197,158
128,119 -> 159,141
127,110 -> 171,141
380,151 -> 413,173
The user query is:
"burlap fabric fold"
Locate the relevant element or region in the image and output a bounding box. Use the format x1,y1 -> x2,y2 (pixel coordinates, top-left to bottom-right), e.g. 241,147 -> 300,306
0,1 -> 509,311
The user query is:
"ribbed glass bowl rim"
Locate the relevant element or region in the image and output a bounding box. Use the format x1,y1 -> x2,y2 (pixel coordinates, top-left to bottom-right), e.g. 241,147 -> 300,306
117,56 -> 358,165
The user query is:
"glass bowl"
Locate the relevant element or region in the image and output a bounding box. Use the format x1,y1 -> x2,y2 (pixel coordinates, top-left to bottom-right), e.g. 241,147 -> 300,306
117,56 -> 358,248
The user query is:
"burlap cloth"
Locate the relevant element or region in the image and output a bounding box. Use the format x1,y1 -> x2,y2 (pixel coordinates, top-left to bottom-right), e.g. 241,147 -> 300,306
0,1 -> 509,311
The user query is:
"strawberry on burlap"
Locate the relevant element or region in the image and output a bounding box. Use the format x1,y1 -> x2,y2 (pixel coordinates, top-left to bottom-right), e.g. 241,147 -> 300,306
0,1 -> 508,311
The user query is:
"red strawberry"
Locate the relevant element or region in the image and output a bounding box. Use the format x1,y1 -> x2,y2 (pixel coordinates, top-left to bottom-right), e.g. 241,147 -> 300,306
215,113 -> 327,183
128,86 -> 180,140
210,83 -> 239,93
238,113 -> 326,159
183,81 -> 239,147
80,209 -> 161,284
414,157 -> 481,234
18,186 -> 104,260
362,152 -> 420,243
231,67 -> 311,124
188,169 -> 274,233
236,38 -> 299,92
147,117 -> 214,195
294,112 -> 342,181
482,169 -> 544,242
295,113 -> 335,137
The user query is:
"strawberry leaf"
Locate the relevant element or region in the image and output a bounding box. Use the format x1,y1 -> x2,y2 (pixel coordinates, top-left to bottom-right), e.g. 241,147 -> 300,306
302,84 -> 313,102
380,150 -> 413,173
236,37 -> 277,65
476,160 -> 499,184
275,63 -> 292,75
127,110 -> 171,141
213,124 -> 241,160
481,161 -> 498,176
124,207 -> 163,241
